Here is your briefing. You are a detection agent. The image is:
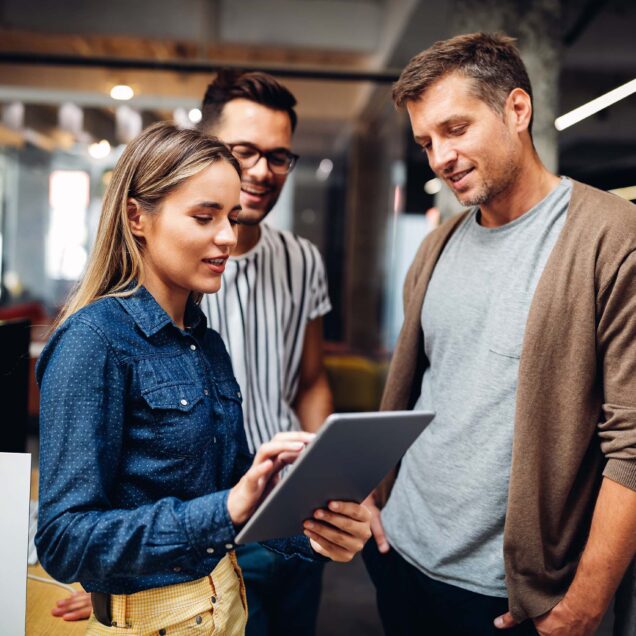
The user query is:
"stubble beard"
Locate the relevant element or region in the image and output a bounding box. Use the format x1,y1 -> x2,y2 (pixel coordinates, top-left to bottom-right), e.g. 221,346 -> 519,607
239,181 -> 281,226
454,158 -> 521,208
237,210 -> 267,226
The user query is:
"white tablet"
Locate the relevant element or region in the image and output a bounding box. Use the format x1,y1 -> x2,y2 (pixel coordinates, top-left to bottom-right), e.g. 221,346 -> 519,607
235,410 -> 433,544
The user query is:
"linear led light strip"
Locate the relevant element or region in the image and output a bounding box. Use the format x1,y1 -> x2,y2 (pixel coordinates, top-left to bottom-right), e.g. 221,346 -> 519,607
609,185 -> 636,201
555,78 -> 636,131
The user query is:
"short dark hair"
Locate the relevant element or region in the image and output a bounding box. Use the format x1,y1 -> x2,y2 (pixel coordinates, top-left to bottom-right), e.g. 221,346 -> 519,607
201,69 -> 298,132
393,32 -> 534,134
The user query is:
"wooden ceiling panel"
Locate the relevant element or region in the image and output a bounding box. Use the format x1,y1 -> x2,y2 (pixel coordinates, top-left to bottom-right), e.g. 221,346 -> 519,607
0,29 -> 370,68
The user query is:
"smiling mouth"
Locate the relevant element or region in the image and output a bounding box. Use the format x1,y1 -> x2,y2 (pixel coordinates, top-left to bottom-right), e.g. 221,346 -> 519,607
448,168 -> 474,183
241,183 -> 273,197
202,257 -> 227,265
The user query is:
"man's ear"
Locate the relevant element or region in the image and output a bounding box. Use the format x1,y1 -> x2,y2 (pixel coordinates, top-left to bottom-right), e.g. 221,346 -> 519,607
127,198 -> 145,238
507,88 -> 532,134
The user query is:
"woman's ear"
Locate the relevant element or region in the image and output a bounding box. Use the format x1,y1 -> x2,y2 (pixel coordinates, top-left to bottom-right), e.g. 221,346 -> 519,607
127,198 -> 145,238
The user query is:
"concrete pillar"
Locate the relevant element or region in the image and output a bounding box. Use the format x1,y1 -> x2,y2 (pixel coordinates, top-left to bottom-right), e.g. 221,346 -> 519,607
344,89 -> 405,352
434,0 -> 561,218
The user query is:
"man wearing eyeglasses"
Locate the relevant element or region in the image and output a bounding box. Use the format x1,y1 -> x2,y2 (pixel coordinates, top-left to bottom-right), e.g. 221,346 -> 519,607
198,70 -> 334,636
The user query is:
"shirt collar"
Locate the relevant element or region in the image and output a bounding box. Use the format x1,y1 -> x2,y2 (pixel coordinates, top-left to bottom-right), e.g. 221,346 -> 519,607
117,285 -> 207,338
185,296 -> 207,337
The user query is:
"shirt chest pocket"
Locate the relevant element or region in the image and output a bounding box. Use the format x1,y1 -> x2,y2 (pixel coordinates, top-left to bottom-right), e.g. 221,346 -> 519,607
215,378 -> 243,428
488,291 -> 533,360
137,359 -> 209,459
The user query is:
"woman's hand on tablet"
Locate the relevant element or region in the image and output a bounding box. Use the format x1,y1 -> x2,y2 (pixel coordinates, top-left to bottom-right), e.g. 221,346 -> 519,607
228,432 -> 315,526
304,500 -> 372,562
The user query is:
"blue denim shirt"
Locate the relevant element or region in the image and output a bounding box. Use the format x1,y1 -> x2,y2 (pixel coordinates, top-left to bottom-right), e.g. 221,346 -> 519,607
35,286 -> 315,594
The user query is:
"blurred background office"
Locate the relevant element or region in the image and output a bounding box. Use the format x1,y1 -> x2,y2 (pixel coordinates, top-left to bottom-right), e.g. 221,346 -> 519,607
0,1 -> 634,634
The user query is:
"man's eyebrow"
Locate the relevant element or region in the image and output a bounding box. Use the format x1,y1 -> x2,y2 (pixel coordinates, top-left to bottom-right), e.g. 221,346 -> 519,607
230,141 -> 292,153
441,115 -> 470,127
414,116 -> 471,143
230,205 -> 242,213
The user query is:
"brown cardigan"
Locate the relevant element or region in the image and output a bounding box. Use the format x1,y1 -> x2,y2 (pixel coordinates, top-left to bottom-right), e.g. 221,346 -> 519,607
379,180 -> 636,621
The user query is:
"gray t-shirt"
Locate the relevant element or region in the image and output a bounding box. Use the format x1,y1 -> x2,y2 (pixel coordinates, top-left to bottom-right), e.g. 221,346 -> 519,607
382,178 -> 572,597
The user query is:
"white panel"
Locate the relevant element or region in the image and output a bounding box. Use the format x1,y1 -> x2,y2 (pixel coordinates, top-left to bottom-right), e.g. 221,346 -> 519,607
383,212 -> 432,349
265,169 -> 295,232
0,452 -> 31,636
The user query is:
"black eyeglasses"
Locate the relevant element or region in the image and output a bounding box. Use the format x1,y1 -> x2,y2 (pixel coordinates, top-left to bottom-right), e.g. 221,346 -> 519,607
228,142 -> 299,175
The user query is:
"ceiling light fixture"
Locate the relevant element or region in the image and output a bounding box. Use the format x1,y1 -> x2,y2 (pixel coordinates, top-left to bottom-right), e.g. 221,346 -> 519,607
424,178 -> 442,195
188,108 -> 202,124
88,139 -> 111,159
554,78 -> 636,131
609,185 -> 636,201
316,158 -> 333,181
110,84 -> 134,101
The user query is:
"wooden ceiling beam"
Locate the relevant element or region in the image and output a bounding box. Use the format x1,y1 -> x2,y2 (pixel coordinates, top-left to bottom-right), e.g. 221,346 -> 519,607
0,28 -> 371,69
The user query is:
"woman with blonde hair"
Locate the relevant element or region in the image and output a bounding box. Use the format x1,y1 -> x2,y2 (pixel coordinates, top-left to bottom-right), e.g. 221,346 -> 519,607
35,121 -> 371,635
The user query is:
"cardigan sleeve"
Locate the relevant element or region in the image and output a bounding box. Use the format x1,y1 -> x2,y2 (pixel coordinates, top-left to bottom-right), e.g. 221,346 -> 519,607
597,249 -> 636,490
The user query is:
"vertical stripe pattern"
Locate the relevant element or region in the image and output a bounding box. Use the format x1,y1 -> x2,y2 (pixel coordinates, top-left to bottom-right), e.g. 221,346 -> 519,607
203,224 -> 331,452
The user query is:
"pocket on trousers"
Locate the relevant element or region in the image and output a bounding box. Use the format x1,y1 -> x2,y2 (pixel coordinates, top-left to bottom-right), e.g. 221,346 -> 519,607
228,551 -> 248,616
161,610 -> 215,635
84,614 -> 139,635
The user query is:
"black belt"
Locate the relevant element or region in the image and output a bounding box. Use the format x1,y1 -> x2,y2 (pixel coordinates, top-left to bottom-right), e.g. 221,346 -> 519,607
91,592 -> 112,627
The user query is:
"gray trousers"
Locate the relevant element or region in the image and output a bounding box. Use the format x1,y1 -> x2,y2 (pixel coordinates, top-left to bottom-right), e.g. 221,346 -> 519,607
614,557 -> 636,636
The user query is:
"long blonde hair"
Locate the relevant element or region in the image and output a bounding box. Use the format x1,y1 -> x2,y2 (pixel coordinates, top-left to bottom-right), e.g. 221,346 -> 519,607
55,121 -> 240,328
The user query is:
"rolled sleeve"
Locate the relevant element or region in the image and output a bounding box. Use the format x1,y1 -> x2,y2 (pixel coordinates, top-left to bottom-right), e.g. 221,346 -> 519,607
597,251 -> 636,489
307,245 -> 332,320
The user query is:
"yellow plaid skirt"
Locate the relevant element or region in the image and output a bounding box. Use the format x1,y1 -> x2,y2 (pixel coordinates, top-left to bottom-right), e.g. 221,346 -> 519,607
85,552 -> 247,636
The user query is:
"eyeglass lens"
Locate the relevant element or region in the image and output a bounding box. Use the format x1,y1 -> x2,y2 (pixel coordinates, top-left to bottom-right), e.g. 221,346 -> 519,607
230,144 -> 296,174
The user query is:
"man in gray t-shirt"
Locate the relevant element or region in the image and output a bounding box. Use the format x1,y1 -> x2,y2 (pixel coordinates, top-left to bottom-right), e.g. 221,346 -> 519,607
382,177 -> 571,599
363,33 -> 636,636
